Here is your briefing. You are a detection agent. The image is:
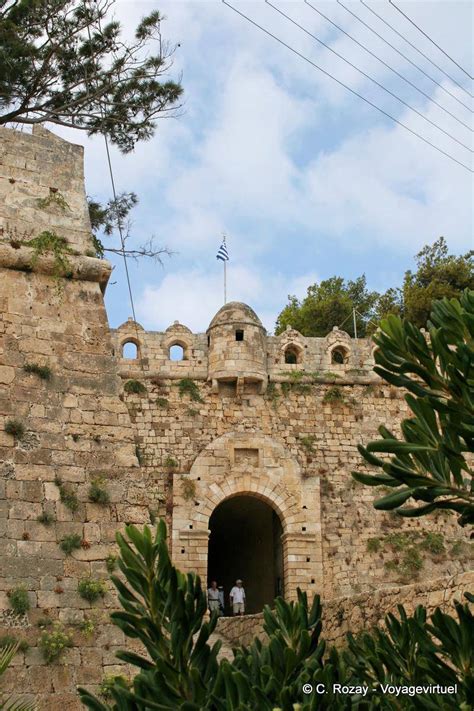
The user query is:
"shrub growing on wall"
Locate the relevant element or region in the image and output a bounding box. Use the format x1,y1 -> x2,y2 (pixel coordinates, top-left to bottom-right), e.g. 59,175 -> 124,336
88,479 -> 110,505
178,378 -> 203,403
77,578 -> 107,603
59,534 -> 82,555
39,623 -> 73,664
124,380 -> 147,394
23,362 -> 52,380
4,419 -> 25,440
7,586 -> 30,615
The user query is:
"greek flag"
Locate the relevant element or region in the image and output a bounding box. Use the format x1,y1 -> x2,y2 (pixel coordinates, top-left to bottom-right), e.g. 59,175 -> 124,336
216,239 -> 229,262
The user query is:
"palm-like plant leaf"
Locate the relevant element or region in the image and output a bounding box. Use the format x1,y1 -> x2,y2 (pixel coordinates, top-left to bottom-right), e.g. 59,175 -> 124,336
0,643 -> 36,711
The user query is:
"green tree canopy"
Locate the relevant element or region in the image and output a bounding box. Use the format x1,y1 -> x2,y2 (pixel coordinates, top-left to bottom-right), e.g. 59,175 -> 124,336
0,0 -> 182,152
402,237 -> 474,327
275,275 -> 379,337
275,239 -> 473,337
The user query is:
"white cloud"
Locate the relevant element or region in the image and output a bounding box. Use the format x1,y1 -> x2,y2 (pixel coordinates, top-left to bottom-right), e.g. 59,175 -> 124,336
301,81 -> 473,251
136,265 -> 319,333
41,0 -> 473,331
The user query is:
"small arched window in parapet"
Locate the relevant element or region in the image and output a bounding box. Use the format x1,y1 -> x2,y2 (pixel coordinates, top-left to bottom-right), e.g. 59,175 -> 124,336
331,346 -> 349,365
122,339 -> 139,359
284,345 -> 301,364
169,343 -> 186,361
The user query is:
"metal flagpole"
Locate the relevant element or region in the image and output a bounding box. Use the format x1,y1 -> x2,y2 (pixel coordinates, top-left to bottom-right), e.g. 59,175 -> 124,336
353,308 -> 358,339
224,259 -> 227,304
217,234 -> 228,304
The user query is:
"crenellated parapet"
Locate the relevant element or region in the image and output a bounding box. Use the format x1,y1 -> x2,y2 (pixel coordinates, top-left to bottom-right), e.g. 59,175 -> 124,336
111,302 -> 378,390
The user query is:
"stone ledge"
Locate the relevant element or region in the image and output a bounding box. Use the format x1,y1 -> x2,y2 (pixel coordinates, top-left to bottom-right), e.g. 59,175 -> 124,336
215,571 -> 474,650
0,243 -> 111,290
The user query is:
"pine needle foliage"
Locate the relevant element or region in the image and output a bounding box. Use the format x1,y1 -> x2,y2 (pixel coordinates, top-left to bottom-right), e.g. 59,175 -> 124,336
0,0 -> 183,153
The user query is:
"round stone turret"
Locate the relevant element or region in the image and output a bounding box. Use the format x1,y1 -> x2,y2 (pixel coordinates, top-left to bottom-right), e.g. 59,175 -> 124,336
207,302 -> 267,393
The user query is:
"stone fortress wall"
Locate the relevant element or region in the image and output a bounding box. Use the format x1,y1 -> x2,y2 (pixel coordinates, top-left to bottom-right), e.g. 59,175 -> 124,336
0,126 -> 472,709
110,305 -> 471,603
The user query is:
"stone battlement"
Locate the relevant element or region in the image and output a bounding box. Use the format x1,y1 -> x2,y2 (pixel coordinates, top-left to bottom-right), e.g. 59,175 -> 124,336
111,302 -> 377,392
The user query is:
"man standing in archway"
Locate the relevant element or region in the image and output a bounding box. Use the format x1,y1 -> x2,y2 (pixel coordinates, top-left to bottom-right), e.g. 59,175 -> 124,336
230,579 -> 246,616
207,580 -> 221,616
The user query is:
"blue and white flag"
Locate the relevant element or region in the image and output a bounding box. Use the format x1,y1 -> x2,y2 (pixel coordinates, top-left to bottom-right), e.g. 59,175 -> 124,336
216,238 -> 229,262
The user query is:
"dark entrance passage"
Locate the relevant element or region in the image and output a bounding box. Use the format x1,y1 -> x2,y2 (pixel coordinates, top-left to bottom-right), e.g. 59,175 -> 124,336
208,496 -> 283,614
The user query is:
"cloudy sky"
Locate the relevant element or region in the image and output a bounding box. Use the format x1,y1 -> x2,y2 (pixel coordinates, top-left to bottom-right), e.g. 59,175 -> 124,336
56,0 -> 473,333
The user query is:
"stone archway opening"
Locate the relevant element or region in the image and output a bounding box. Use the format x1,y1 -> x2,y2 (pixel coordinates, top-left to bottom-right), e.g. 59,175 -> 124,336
207,495 -> 284,615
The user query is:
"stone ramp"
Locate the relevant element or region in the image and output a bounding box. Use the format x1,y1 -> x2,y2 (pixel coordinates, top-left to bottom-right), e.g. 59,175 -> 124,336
208,630 -> 235,661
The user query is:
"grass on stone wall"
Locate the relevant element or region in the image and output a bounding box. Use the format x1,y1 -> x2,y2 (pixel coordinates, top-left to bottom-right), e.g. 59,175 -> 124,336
23,363 -> 52,380
36,617 -> 53,629
450,539 -> 474,559
370,530 -> 451,581
124,379 -> 147,395
366,537 -> 381,553
398,548 -> 424,578
105,555 -> 117,573
54,475 -> 79,513
4,418 -> 26,440
156,397 -> 169,409
7,586 -> 30,615
323,386 -> 345,404
88,478 -> 110,505
59,534 -> 82,555
283,371 -> 312,394
36,190 -> 70,212
178,378 -> 204,403
77,577 -> 107,602
28,230 -> 74,281
421,532 -> 445,555
265,381 -> 280,408
39,623 -> 73,664
164,456 -> 178,471
37,510 -> 56,526
299,435 -> 316,453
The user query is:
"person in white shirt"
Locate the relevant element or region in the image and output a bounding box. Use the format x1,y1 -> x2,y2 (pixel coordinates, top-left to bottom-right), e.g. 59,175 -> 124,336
207,580 -> 221,615
229,579 -> 246,616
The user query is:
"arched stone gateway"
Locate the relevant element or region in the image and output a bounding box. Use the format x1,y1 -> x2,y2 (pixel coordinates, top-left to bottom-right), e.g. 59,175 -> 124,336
208,494 -> 284,613
172,432 -> 323,604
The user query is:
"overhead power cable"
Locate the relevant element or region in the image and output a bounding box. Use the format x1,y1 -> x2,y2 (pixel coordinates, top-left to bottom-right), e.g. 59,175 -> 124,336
337,0 -> 473,114
389,0 -> 473,81
221,1 -> 472,173
266,1 -> 472,153
84,6 -> 146,376
360,0 -> 473,101
304,1 -> 472,134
